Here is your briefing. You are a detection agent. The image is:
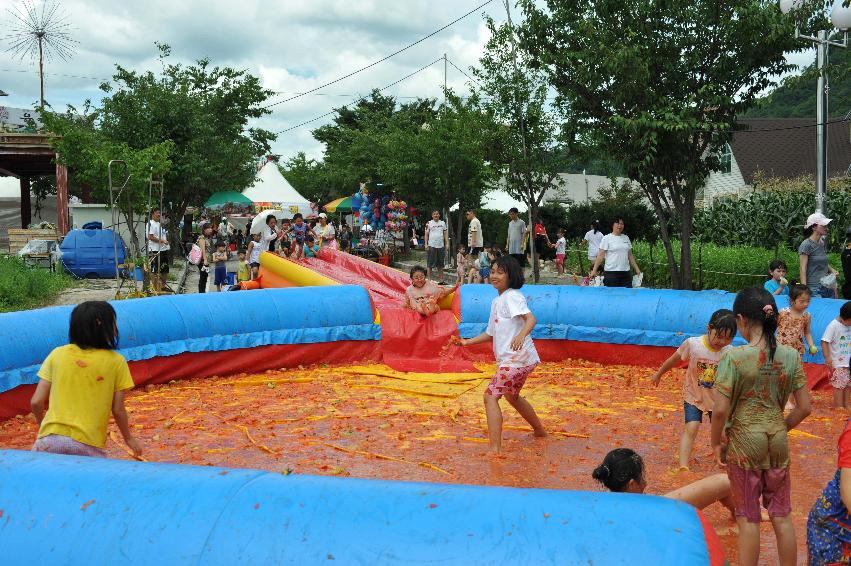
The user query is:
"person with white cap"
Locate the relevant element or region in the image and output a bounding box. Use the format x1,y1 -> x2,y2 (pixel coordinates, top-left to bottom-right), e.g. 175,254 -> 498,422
314,212 -> 337,250
799,212 -> 839,298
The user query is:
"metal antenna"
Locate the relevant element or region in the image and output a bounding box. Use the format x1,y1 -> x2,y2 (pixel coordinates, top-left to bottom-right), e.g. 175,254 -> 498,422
3,0 -> 78,108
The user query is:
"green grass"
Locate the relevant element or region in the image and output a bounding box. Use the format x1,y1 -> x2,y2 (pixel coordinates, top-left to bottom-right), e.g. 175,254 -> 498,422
0,256 -> 75,312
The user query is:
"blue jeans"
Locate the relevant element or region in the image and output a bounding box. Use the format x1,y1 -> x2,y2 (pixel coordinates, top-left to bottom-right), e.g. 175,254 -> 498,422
684,401 -> 711,423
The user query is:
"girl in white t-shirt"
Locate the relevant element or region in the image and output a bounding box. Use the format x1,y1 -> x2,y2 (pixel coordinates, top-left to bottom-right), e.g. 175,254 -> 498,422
460,255 -> 546,454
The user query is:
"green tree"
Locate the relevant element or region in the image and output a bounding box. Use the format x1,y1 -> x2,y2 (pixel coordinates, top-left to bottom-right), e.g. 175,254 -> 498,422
519,0 -> 805,289
42,106 -> 173,255
311,90 -> 497,246
97,43 -> 275,238
474,16 -> 568,282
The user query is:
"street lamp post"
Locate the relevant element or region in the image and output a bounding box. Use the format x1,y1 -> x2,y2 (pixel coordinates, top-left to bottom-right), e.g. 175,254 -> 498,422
779,0 -> 851,214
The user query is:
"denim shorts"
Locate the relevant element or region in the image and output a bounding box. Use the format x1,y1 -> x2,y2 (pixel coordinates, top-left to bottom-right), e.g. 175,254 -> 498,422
684,401 -> 711,423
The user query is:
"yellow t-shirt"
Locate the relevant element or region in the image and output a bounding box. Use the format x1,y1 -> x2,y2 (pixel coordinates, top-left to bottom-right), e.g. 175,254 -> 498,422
237,260 -> 251,282
37,344 -> 135,448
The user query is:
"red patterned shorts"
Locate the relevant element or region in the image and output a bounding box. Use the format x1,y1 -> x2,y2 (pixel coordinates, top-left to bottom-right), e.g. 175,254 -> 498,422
486,364 -> 537,397
727,462 -> 791,523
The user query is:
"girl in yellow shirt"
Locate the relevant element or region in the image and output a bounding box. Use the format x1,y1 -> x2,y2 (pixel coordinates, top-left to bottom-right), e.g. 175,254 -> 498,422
30,301 -> 142,458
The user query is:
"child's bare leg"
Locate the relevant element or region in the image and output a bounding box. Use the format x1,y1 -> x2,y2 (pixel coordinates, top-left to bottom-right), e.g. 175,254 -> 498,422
483,392 -> 503,454
834,387 -> 845,408
504,393 -> 546,437
736,517 -> 761,566
844,387 -> 851,408
770,515 -> 796,566
678,421 -> 700,469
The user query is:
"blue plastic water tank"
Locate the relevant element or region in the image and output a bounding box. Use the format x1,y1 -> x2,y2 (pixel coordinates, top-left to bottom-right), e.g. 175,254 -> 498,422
59,229 -> 126,278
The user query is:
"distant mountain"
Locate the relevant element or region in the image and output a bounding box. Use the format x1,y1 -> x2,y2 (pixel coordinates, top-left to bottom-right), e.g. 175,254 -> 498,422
744,47 -> 851,119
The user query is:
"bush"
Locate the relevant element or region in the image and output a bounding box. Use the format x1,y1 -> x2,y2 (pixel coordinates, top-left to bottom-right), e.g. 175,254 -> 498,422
0,256 -> 74,312
555,239 -> 844,292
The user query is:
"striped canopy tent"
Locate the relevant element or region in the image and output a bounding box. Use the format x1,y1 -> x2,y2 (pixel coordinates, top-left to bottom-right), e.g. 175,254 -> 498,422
324,196 -> 354,213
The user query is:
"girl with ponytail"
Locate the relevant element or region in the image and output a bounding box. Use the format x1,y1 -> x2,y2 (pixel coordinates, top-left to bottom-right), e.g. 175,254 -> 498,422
710,286 -> 812,566
591,448 -> 735,516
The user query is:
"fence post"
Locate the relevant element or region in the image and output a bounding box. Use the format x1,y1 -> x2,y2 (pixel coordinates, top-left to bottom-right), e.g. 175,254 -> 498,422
647,242 -> 656,288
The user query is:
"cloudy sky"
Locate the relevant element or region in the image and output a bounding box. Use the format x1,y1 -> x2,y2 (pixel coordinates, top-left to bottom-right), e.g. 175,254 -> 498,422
0,0 -> 815,162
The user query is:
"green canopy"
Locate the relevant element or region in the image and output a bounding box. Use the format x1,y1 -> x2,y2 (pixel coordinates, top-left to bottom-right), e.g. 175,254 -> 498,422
204,191 -> 254,209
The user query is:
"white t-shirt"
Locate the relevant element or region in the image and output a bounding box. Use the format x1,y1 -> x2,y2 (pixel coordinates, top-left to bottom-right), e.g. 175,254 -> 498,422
468,217 -> 483,248
486,288 -> 540,368
147,219 -> 169,252
822,319 -> 851,368
555,237 -> 566,255
258,225 -> 277,252
584,229 -> 603,260
426,220 -> 447,248
600,233 -> 632,272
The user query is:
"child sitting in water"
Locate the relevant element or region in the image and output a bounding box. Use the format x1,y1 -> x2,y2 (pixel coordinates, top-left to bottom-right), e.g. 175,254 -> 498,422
30,301 -> 142,459
592,448 -> 735,517
650,309 -> 736,470
404,265 -> 457,316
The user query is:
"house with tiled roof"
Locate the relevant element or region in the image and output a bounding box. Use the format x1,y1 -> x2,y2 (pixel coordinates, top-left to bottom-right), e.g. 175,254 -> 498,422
700,118 -> 851,206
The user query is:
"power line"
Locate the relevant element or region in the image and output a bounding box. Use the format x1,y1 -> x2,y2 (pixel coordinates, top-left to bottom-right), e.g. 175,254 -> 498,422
446,57 -> 483,90
0,67 -> 109,82
274,57 -> 443,134
262,0 -> 494,110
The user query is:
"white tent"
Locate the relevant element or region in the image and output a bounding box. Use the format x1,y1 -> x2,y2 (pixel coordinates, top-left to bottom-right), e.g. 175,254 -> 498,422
241,161 -> 313,217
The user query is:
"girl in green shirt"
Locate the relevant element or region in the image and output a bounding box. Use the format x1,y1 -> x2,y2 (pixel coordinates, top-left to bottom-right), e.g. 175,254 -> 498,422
711,287 -> 812,566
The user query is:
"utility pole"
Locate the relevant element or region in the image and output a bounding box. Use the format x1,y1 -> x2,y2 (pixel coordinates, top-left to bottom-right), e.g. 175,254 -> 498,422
443,53 -> 447,105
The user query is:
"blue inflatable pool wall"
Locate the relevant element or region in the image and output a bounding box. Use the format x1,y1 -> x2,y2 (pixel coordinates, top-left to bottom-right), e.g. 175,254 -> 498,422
0,449 -> 720,565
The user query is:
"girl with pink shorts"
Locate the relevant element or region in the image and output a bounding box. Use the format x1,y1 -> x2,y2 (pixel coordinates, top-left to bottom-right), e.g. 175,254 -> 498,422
460,255 -> 546,454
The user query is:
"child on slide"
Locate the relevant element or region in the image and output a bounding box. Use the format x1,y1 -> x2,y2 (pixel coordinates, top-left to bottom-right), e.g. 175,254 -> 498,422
459,255 -> 546,454
404,265 -> 457,316
650,309 -> 736,470
30,301 -> 142,459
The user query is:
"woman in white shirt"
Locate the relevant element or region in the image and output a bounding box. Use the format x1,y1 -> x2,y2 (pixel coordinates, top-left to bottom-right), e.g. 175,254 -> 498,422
589,217 -> 641,287
583,220 -> 604,262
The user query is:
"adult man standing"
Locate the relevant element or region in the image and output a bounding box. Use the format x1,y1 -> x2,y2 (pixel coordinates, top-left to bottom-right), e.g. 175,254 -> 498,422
425,210 -> 448,283
146,208 -> 170,292
506,207 -> 528,267
466,210 -> 483,256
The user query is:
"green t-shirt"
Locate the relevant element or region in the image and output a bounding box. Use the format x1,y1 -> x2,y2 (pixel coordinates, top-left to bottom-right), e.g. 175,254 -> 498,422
714,344 -> 806,470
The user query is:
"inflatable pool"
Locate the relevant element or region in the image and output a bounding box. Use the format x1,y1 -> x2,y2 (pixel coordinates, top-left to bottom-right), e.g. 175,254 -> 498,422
2,252 -> 845,564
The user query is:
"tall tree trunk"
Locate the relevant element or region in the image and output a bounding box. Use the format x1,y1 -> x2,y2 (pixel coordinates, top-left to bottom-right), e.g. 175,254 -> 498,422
679,196 -> 695,290
530,199 -> 540,283
643,184 -> 680,289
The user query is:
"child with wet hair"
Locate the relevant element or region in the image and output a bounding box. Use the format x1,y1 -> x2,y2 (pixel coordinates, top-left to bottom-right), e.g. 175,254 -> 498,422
592,448 -> 735,516
403,265 -> 457,316
650,309 -> 737,470
711,286 -> 812,566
